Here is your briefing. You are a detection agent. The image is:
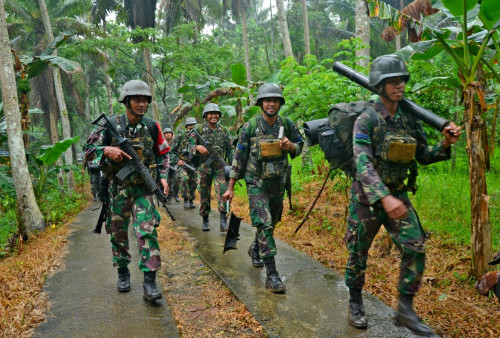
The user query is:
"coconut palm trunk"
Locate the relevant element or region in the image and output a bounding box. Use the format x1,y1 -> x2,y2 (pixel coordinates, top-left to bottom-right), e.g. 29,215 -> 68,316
0,0 -> 45,236
355,0 -> 370,68
276,0 -> 294,59
301,0 -> 310,55
38,0 -> 75,190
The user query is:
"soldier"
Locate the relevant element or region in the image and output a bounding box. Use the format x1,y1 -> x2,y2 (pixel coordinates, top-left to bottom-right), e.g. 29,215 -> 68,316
163,127 -> 180,204
189,103 -> 233,232
223,83 -> 304,293
83,80 -> 170,302
170,118 -> 198,210
344,55 -> 461,335
84,160 -> 101,201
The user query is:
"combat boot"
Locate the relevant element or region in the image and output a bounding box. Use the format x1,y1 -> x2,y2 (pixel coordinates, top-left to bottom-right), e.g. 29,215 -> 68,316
117,267 -> 130,293
189,200 -> 195,209
202,215 -> 210,231
143,271 -> 162,302
166,195 -> 172,204
174,195 -> 180,203
263,256 -> 286,293
184,198 -> 190,209
348,288 -> 367,329
247,237 -> 263,267
220,212 -> 228,232
395,294 -> 434,336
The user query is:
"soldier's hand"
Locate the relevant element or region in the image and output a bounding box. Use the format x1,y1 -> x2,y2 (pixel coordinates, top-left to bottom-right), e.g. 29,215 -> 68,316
177,160 -> 185,166
160,178 -> 169,196
222,189 -> 234,204
280,137 -> 293,153
381,195 -> 408,220
442,122 -> 462,149
103,146 -> 132,162
196,145 -> 209,156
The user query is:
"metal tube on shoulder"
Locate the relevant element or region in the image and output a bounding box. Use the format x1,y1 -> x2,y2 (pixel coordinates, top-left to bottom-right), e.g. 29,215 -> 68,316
332,62 -> 449,131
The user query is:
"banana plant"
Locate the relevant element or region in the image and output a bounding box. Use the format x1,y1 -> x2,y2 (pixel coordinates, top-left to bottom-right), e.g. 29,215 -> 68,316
368,0 -> 500,278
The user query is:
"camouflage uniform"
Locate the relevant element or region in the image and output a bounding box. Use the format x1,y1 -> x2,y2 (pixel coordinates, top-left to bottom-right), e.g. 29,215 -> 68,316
86,162 -> 101,199
345,100 -> 451,295
230,116 -> 303,258
170,129 -> 197,202
84,115 -> 169,272
190,123 -> 233,217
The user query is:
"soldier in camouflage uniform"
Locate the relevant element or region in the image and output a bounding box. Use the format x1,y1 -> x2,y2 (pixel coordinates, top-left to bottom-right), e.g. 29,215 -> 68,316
170,117 -> 198,209
223,83 -> 304,293
344,55 -> 461,335
189,103 -> 233,232
163,127 -> 180,204
84,80 -> 170,302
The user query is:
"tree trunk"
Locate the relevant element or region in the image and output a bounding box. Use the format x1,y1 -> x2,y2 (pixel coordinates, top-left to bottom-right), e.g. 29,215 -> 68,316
301,0 -> 310,55
83,63 -> 91,121
143,48 -> 159,121
102,20 -> 113,115
0,1 -> 45,235
269,0 -> 277,70
241,10 -> 252,82
355,0 -> 370,68
464,85 -> 492,278
178,72 -> 186,106
276,0 -> 294,59
38,0 -> 74,190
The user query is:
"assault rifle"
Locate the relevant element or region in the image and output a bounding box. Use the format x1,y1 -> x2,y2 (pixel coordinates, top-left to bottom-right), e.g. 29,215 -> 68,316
93,176 -> 110,234
92,113 -> 176,221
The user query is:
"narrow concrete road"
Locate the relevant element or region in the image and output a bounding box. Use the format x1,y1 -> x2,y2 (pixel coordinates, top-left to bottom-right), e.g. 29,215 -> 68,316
169,202 -> 421,337
34,203 -> 179,338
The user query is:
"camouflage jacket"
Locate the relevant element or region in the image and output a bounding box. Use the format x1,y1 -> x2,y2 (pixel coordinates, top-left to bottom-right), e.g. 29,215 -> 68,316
229,115 -> 304,181
83,115 -> 169,193
170,129 -> 191,165
352,100 -> 451,205
188,123 -> 234,169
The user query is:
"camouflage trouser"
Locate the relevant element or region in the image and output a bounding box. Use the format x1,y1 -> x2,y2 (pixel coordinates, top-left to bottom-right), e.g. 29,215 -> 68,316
109,185 -> 161,272
344,191 -> 426,296
167,167 -> 180,197
89,171 -> 101,196
198,162 -> 227,216
179,165 -> 197,200
247,177 -> 285,259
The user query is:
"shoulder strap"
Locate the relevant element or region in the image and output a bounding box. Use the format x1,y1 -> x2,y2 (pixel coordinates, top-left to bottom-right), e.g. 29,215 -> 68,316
248,117 -> 258,136
278,115 -> 291,135
142,116 -> 159,142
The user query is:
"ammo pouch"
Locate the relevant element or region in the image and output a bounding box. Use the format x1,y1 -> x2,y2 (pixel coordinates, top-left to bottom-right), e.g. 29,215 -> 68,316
261,159 -> 287,180
258,138 -> 282,161
318,126 -> 342,160
375,159 -> 410,191
380,134 -> 417,164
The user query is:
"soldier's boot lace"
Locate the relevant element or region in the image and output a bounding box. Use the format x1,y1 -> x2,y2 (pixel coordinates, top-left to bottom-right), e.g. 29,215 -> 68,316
220,212 -> 228,232
117,267 -> 131,293
202,215 -> 210,231
189,200 -> 195,209
247,236 -> 263,267
395,294 -> 434,336
263,257 -> 286,293
183,199 -> 190,209
348,288 -> 367,329
143,271 -> 162,302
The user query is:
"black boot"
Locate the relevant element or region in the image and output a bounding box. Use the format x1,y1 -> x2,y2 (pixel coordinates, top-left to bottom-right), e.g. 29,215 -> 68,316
247,236 -> 263,267
395,294 -> 434,336
189,200 -> 195,209
263,256 -> 286,293
202,215 -> 210,231
220,212 -> 228,232
166,195 -> 172,204
175,195 -> 180,203
184,199 -> 190,209
117,267 -> 130,293
348,288 -> 367,329
143,271 -> 162,302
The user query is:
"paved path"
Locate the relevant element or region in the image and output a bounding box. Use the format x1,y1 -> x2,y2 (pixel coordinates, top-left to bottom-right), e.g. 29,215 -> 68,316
169,202 -> 420,337
34,203 -> 179,338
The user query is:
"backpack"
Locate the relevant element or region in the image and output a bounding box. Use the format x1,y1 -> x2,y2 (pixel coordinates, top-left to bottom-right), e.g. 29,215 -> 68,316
313,101 -> 382,177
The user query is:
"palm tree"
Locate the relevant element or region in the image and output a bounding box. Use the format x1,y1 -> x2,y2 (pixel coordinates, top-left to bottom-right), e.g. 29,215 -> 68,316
231,0 -> 252,81
301,0 -> 310,55
276,0 -> 294,59
355,0 -> 370,68
0,0 -> 45,236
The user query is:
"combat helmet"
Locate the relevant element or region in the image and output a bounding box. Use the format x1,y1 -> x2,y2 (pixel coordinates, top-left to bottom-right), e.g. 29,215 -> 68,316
163,127 -> 173,134
119,80 -> 152,103
255,83 -> 285,106
368,55 -> 410,87
202,103 -> 221,118
184,117 -> 197,127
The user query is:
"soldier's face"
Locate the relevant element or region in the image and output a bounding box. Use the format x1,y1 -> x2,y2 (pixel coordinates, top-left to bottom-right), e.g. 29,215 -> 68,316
129,96 -> 149,116
206,112 -> 220,125
164,132 -> 173,142
262,98 -> 280,115
383,77 -> 406,102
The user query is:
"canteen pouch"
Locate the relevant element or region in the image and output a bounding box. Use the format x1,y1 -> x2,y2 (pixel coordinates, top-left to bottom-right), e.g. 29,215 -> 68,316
261,160 -> 285,180
380,134 -> 417,164
258,139 -> 282,161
